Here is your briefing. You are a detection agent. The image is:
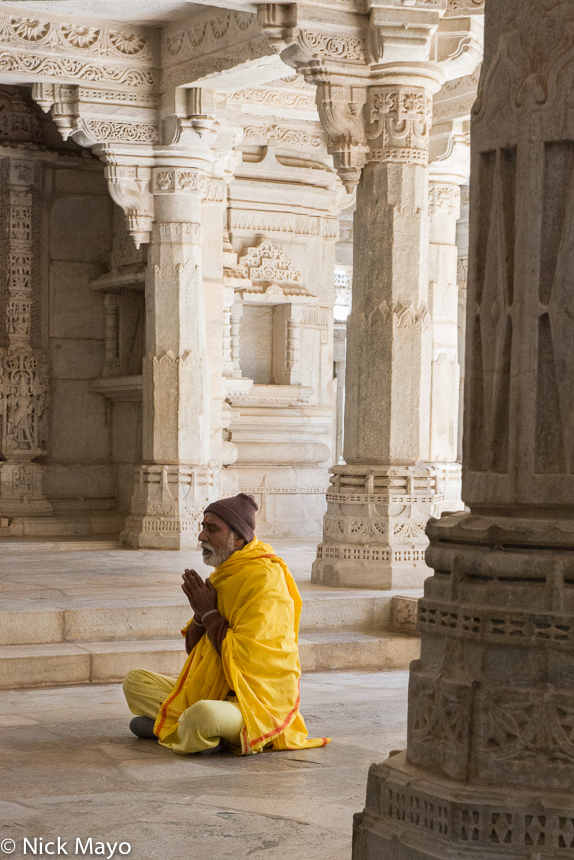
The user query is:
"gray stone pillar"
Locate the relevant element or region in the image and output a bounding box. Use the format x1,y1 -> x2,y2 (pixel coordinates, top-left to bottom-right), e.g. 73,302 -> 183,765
353,0 -> 574,856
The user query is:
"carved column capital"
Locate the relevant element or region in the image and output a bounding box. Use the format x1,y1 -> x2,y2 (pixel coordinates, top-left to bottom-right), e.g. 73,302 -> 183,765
258,1 -> 446,190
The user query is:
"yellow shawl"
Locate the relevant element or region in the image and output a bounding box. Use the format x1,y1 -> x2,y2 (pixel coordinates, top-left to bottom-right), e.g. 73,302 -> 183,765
154,537 -> 330,755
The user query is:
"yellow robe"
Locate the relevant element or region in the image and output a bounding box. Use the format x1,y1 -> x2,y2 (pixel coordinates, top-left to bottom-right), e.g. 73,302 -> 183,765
154,537 -> 330,755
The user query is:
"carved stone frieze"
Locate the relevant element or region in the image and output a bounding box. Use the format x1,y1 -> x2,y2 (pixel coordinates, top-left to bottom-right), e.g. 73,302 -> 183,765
228,86 -> 317,114
0,14 -> 157,90
390,595 -> 419,634
230,209 -> 328,237
236,238 -> 304,295
428,182 -> 461,214
242,122 -> 323,149
152,167 -> 206,195
161,9 -> 275,89
366,86 -> 433,165
360,299 -> 431,331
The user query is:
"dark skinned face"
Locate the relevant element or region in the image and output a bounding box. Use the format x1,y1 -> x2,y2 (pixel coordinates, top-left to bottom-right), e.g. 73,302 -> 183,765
198,512 -> 244,567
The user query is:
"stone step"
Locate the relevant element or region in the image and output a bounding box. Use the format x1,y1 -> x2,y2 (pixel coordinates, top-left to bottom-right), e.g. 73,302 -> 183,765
0,513 -> 125,538
0,590 -> 417,646
0,632 -> 421,689
0,537 -> 122,552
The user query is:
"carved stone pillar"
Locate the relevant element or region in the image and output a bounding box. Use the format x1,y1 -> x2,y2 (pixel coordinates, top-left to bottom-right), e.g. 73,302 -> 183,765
353,1 -> 574,857
121,160 -> 212,548
313,75 -> 445,589
456,183 -> 470,463
427,177 -> 463,509
0,155 -> 51,517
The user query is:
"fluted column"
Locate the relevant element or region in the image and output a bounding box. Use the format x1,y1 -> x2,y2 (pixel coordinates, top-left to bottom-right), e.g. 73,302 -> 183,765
354,1 -> 574,857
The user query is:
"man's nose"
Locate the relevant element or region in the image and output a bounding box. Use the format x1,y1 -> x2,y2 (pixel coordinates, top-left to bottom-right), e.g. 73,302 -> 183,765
198,528 -> 208,542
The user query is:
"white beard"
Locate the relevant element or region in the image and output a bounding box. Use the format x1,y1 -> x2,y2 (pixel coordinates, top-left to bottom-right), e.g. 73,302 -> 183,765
201,532 -> 238,568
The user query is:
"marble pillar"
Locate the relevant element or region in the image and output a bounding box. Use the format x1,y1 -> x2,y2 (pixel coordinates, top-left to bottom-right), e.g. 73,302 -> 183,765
121,160 -> 212,548
313,73 -> 445,590
428,176 -> 463,509
354,0 -> 574,856
456,183 -> 470,464
0,154 -> 51,517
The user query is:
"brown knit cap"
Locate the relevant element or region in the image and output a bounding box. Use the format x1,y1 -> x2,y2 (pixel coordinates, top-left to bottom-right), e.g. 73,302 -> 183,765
204,493 -> 259,544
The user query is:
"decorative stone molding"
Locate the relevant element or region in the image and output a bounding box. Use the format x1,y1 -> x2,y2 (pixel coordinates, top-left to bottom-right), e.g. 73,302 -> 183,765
161,9 -> 275,89
362,300 -> 431,331
228,86 -> 317,114
432,66 -> 480,124
103,160 -> 154,249
242,123 -> 323,149
0,14 -> 157,90
312,465 -> 446,589
366,86 -> 433,165
225,381 -> 313,405
230,209 -> 333,237
428,182 -> 461,214
258,2 -> 445,191
436,13 -> 484,81
152,167 -> 206,195
121,464 -> 213,549
236,238 -> 304,294
390,595 -> 419,635
445,0 -> 485,14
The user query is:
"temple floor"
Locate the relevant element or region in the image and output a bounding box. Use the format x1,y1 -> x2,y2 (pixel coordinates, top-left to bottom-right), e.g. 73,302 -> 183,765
0,670 -> 409,860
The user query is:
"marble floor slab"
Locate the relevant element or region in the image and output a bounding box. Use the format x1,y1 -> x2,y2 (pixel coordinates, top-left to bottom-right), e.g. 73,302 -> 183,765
0,670 -> 409,860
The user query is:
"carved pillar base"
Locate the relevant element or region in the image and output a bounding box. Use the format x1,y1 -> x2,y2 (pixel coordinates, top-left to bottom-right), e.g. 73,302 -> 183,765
311,465 -> 446,590
0,461 -> 52,518
354,512 -> 574,858
120,464 -> 213,549
353,750 -> 574,860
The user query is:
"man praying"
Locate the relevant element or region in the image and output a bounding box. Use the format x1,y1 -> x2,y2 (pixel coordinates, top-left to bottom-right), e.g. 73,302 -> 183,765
123,493 -> 330,755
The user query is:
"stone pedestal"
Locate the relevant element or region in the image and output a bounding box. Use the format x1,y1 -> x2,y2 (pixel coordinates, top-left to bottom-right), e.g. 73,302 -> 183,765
354,0 -> 574,856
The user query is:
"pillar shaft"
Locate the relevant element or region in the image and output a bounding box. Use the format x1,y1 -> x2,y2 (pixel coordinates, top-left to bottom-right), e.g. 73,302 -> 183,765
354,1 -> 574,856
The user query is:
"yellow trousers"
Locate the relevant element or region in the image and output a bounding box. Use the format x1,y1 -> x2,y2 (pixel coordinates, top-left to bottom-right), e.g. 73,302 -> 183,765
123,669 -> 244,754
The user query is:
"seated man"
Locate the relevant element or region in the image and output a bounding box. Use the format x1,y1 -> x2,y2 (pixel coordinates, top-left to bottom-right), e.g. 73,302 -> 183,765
123,493 -> 330,755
